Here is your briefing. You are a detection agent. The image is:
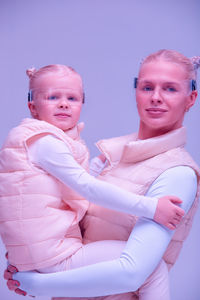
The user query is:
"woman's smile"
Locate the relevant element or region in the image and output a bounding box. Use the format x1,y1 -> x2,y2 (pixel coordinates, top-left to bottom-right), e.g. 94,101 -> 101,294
145,107 -> 168,118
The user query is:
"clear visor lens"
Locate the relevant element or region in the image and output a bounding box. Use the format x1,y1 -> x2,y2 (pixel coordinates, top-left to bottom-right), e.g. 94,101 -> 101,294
29,88 -> 83,103
134,78 -> 196,95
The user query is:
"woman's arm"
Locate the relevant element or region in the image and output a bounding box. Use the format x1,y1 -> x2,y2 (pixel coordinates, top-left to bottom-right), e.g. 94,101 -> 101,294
28,134 -> 183,225
8,166 -> 196,297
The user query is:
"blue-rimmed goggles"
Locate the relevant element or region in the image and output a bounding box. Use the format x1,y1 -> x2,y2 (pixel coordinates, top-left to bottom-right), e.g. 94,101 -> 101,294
134,77 -> 197,91
28,88 -> 85,103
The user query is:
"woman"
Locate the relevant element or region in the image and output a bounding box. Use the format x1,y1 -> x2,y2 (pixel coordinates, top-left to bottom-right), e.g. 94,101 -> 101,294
4,50 -> 200,299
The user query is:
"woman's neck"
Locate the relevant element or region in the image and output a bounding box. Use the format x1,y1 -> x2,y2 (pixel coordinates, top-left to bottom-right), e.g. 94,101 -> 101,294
138,122 -> 182,140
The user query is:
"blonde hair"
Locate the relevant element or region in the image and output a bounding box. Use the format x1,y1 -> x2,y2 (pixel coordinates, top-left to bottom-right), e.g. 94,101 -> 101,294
26,64 -> 84,101
140,49 -> 200,81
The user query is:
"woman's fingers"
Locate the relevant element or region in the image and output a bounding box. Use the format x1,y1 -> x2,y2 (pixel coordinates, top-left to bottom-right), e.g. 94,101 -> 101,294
7,265 -> 18,273
15,288 -> 27,296
7,279 -> 20,291
6,278 -> 26,296
4,270 -> 13,280
4,264 -> 24,296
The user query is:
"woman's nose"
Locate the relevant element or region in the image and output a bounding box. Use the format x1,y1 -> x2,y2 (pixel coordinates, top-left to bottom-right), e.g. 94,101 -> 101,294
151,88 -> 162,104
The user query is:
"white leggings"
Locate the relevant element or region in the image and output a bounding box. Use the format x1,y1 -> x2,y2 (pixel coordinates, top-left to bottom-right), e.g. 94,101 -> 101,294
39,240 -> 170,300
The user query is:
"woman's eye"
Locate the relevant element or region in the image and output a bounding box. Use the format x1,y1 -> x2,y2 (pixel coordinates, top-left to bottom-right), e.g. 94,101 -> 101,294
142,86 -> 153,91
165,86 -> 177,92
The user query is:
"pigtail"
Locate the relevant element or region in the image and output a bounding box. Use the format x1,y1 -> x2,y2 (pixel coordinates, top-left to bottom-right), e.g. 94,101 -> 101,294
190,56 -> 200,70
26,67 -> 37,102
26,67 -> 37,78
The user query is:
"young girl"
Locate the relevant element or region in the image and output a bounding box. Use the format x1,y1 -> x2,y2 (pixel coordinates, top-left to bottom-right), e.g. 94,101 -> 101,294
1,64 -> 185,297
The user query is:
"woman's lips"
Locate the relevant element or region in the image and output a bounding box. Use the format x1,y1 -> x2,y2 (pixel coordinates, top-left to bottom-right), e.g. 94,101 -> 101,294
146,108 -> 167,117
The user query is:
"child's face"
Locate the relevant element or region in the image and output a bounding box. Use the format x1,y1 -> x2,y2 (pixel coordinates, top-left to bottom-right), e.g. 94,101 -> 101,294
28,73 -> 83,131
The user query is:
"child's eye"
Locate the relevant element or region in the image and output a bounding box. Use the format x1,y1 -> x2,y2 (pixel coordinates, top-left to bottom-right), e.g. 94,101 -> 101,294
47,95 -> 58,100
68,96 -> 77,101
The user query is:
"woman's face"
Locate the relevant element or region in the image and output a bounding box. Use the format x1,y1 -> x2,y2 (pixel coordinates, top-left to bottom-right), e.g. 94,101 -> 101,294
136,60 -> 197,139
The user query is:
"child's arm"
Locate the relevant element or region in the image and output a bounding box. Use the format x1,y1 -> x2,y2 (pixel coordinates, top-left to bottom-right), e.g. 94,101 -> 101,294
29,134 -> 184,228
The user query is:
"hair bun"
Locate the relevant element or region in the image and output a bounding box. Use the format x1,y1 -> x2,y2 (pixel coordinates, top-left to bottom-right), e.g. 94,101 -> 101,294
190,56 -> 200,70
26,67 -> 37,78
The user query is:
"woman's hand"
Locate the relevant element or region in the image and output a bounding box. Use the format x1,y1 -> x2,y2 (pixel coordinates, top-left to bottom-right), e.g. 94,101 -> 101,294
4,263 -> 27,296
154,195 -> 185,230
4,252 -> 36,297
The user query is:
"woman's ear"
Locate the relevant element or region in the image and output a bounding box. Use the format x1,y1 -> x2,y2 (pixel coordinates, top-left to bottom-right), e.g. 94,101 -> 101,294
186,90 -> 198,111
28,102 -> 38,118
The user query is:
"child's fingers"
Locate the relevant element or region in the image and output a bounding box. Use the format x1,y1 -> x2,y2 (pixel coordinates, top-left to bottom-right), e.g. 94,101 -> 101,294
170,196 -> 183,204
176,207 -> 185,217
98,154 -> 106,163
166,222 -> 176,230
77,122 -> 84,133
172,218 -> 181,225
173,212 -> 182,221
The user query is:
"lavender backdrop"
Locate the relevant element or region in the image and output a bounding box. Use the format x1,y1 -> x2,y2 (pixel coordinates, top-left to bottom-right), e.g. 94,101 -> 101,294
0,1 -> 199,299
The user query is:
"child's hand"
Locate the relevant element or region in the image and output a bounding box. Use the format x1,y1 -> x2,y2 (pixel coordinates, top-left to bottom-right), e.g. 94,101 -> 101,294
77,122 -> 84,134
154,196 -> 185,230
98,154 -> 106,163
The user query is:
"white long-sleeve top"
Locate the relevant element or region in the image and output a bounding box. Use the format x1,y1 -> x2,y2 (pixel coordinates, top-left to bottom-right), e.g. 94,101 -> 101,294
28,134 -> 158,219
14,134 -> 197,297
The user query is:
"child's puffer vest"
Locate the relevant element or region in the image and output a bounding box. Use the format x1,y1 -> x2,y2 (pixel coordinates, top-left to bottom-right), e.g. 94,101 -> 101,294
0,118 -> 89,271
82,127 -> 200,271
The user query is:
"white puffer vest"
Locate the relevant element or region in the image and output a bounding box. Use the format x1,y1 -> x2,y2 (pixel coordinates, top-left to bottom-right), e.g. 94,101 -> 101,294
0,118 -> 89,271
82,127 -> 200,269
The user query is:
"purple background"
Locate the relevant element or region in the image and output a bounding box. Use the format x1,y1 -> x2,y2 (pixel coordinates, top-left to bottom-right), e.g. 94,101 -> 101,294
0,1 -> 199,299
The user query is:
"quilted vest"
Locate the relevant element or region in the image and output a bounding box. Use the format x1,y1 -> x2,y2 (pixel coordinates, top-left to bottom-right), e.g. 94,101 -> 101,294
82,127 -> 200,270
0,118 -> 89,271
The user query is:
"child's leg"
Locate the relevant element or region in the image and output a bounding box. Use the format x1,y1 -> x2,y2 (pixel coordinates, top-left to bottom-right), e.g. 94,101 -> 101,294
38,240 -> 125,273
139,259 -> 170,300
67,240 -> 126,270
